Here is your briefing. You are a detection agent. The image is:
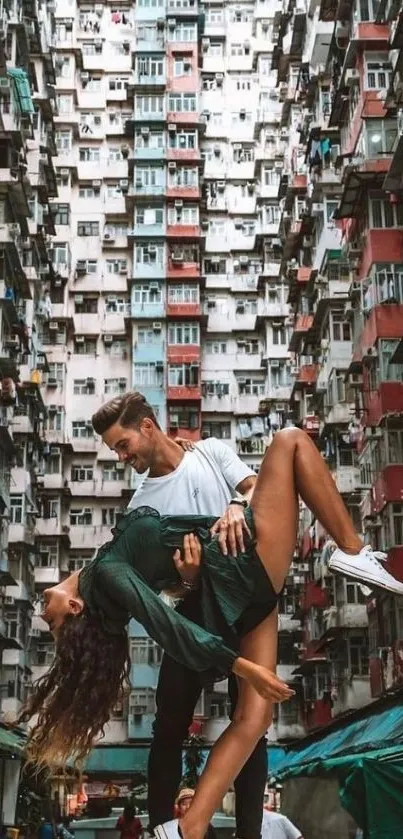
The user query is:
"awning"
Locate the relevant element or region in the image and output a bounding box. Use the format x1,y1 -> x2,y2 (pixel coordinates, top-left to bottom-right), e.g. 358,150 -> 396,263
7,68 -> 34,115
272,695 -> 403,782
0,725 -> 25,756
85,746 -> 149,775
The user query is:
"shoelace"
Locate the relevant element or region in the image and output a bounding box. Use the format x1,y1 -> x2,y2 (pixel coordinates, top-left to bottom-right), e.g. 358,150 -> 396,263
362,545 -> 388,565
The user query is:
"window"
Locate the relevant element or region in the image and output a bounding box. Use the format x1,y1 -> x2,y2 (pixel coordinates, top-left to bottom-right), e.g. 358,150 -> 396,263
56,94 -> 73,114
102,462 -> 126,481
135,130 -> 164,149
392,503 -> 403,545
206,7 -> 223,22
235,298 -> 257,314
10,495 -> 23,524
168,322 -> 199,344
40,325 -> 66,345
71,464 -> 94,481
73,378 -> 96,395
104,337 -> 127,357
136,95 -> 164,115
133,283 -> 162,303
263,168 -> 280,187
236,339 -> 259,354
365,54 -> 392,90
205,340 -> 227,354
237,378 -> 265,395
108,147 -> 123,162
72,420 -> 94,439
358,0 -> 383,22
168,130 -> 196,150
136,243 -> 164,265
168,93 -> 196,112
168,363 -> 199,387
37,543 -> 59,567
102,507 -> 121,526
35,643 -> 55,667
79,147 -> 100,162
39,498 -> 60,519
104,377 -> 127,395
52,204 -> 70,226
138,327 -> 159,344
168,406 -> 199,429
133,363 -> 163,387
55,130 -> 72,152
365,119 -> 397,156
137,56 -> 164,76
168,167 -> 198,187
348,636 -> 369,676
174,57 -> 192,76
201,420 -> 231,439
204,258 -> 226,274
106,296 -> 128,313
85,75 -> 101,91
272,323 -> 287,345
45,450 -> 61,474
79,185 -> 100,199
68,556 -> 92,572
168,285 -> 199,303
369,194 -> 403,227
233,145 -> 254,163
77,221 -> 99,236
70,508 -> 93,526
135,165 -> 164,187
130,688 -> 156,715
106,258 -> 128,274
47,362 -> 65,384
169,22 -> 197,41
75,337 -> 97,354
330,311 -> 351,342
168,204 -> 198,225
104,222 -> 128,238
135,207 -> 164,225
208,219 -> 225,237
109,76 -> 130,91
202,381 -> 230,396
75,295 -> 98,314
130,638 -> 162,665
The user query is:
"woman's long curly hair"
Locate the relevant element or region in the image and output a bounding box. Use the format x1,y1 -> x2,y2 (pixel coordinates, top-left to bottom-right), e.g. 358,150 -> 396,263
19,609 -> 130,770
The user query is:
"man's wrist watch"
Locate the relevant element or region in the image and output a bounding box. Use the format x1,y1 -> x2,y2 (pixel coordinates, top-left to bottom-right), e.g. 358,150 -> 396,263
230,498 -> 248,509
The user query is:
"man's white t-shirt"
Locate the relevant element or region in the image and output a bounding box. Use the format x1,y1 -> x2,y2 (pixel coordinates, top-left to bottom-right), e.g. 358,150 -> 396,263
261,811 -> 302,839
127,438 -> 254,517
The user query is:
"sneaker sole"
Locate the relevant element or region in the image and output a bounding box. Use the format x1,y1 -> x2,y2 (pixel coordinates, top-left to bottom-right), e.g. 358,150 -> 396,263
329,559 -> 403,595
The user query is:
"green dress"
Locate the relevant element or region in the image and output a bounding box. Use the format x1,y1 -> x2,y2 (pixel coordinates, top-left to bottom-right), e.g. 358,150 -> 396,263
78,506 -> 278,681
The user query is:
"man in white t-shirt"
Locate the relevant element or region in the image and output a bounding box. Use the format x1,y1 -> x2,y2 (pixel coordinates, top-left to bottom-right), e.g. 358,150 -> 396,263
92,392 -> 266,839
261,810 -> 303,839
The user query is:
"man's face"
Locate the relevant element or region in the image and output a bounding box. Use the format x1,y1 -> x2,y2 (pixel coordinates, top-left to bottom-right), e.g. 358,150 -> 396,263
102,419 -> 156,473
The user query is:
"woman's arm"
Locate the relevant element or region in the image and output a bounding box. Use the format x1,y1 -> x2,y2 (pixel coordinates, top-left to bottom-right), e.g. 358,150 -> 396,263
95,558 -> 237,675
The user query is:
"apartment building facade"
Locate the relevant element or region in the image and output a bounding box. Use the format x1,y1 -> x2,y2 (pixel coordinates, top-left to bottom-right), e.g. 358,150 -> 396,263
4,0 -> 402,782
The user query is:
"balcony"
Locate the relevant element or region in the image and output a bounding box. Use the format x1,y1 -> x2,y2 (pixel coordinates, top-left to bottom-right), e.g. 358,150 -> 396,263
134,146 -> 166,162
167,344 -> 200,364
133,261 -> 165,280
371,464 -> 403,514
73,313 -> 100,334
365,381 -> 403,426
8,523 -> 35,546
167,385 -> 201,400
133,342 -> 164,364
133,71 -> 166,88
333,464 -> 360,494
301,581 -> 328,612
130,299 -> 165,319
134,108 -> 165,123
167,223 -> 200,238
34,566 -> 60,586
132,220 -> 166,238
167,258 -> 200,280
166,302 -> 201,317
35,518 -> 70,540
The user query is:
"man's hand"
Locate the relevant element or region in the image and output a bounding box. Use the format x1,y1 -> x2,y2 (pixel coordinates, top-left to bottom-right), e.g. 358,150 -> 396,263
175,437 -> 195,452
210,503 -> 251,557
173,533 -> 201,588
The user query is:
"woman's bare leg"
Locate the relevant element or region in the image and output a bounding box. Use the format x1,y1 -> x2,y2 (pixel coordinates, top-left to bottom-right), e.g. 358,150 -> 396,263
251,427 -> 362,593
180,611 -> 278,839
177,429 -> 362,839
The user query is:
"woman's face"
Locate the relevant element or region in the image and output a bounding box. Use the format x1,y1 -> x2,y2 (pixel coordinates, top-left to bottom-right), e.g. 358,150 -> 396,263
42,581 -> 83,635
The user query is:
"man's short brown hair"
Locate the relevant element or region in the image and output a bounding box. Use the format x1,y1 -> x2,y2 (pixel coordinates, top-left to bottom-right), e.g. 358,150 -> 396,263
92,391 -> 160,435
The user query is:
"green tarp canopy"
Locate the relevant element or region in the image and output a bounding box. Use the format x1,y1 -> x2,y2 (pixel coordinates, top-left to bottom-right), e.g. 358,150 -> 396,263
272,700 -> 403,838
7,68 -> 34,115
0,724 -> 25,756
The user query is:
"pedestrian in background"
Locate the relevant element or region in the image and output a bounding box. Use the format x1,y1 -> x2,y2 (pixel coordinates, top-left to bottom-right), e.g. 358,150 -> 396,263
261,808 -> 303,839
175,789 -> 216,839
116,804 -> 143,839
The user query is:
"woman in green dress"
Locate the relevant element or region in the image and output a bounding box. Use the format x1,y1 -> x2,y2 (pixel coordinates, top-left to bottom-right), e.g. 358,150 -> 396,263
21,428 -> 378,839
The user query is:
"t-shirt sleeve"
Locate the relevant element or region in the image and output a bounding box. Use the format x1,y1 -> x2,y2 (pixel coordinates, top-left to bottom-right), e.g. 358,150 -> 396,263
280,816 -> 302,839
199,438 -> 255,493
95,559 -> 237,675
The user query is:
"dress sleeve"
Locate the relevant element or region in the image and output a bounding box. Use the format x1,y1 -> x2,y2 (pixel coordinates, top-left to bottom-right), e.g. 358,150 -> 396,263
95,559 -> 237,675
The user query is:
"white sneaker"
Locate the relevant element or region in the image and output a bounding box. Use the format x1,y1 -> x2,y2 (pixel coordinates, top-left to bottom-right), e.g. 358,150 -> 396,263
328,545 -> 403,596
154,821 -> 181,839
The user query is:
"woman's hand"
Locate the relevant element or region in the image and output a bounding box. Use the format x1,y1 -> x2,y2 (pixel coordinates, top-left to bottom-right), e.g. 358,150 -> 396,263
233,658 -> 295,703
173,533 -> 202,589
175,438 -> 195,452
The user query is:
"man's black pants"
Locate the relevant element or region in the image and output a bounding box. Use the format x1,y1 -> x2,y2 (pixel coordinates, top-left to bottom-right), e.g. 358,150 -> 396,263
147,593 -> 267,839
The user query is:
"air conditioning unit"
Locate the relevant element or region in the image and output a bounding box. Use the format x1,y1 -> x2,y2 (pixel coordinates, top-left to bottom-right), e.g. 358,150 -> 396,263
119,264 -> 127,274
217,181 -> 225,191
5,596 -> 15,605
275,402 -> 286,411
168,123 -> 177,132
364,426 -> 382,439
47,377 -> 58,387
345,69 -> 360,86
115,462 -> 125,471
81,71 -> 89,82
29,628 -> 41,638
49,321 -> 59,331
75,335 -> 85,344
153,321 -> 162,331
76,260 -> 86,273
48,404 -> 57,412
168,161 -> 176,169
92,179 -> 102,188
303,236 -> 313,248
174,199 -> 183,208
59,168 -> 69,176
75,294 -> 84,304
103,334 -> 113,344
141,126 -> 150,136
312,203 -> 323,214
239,255 -> 249,265
52,446 -> 61,455
216,73 -> 223,85
271,360 -> 280,368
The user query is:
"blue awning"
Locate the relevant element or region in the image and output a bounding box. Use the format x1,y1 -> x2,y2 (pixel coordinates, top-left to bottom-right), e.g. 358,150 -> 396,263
85,746 -> 149,774
272,701 -> 403,781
